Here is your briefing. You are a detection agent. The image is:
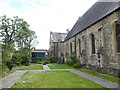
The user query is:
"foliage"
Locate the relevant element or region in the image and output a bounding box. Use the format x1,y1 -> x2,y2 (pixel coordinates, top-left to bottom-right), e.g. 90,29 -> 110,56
36,60 -> 50,64
44,60 -> 50,64
20,48 -> 31,66
11,48 -> 31,66
36,60 -> 43,64
1,64 -> 17,79
65,60 -> 73,66
73,63 -> 82,68
11,51 -> 22,65
45,56 -> 57,63
66,55 -> 81,68
0,15 -> 37,70
6,61 -> 15,70
15,27 -> 38,49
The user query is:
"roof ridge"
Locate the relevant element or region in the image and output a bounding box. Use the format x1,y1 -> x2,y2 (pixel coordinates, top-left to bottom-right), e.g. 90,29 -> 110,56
65,2 -> 120,41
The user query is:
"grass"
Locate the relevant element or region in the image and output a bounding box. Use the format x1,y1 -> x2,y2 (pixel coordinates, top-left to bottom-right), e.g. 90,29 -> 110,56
1,65 -> 17,79
16,65 -> 43,70
0,63 -> 2,77
48,64 -> 73,69
11,71 -> 106,88
77,68 -> 120,84
49,64 -> 120,84
1,64 -> 43,79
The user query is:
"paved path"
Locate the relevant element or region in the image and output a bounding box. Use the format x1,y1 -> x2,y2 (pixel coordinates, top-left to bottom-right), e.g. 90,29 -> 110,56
68,69 -> 119,89
43,65 -> 51,71
0,70 -> 26,88
42,69 -> 119,89
0,65 -> 119,89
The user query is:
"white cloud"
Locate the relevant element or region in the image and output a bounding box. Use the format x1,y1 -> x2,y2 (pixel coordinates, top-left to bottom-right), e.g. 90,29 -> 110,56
0,0 -> 97,49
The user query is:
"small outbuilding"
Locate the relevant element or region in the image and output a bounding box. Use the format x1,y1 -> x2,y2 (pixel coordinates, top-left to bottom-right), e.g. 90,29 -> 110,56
31,49 -> 48,63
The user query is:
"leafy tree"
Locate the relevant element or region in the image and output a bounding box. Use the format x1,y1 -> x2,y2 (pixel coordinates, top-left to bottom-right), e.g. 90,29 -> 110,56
1,16 -> 23,60
11,48 -> 30,66
15,28 -> 37,49
0,15 -> 38,70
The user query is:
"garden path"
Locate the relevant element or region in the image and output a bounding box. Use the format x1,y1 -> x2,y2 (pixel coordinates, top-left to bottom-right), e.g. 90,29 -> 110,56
0,70 -> 26,88
0,65 -> 119,89
43,65 -> 51,71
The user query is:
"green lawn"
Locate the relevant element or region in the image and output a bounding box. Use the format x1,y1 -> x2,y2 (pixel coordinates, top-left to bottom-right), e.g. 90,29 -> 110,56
77,68 -> 120,84
0,63 -> 2,78
1,65 -> 43,79
49,64 -> 120,84
11,71 -> 106,88
1,65 -> 16,79
48,64 -> 73,69
16,65 -> 43,70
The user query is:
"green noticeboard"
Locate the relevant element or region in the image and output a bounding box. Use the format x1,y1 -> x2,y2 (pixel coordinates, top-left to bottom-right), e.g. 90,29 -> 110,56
35,52 -> 45,58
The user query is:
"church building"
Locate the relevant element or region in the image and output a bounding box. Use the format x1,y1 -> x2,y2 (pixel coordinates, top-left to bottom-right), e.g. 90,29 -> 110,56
64,1 -> 120,76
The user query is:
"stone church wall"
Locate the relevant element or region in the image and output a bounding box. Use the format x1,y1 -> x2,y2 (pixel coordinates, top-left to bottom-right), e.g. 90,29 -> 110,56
64,10 -> 120,77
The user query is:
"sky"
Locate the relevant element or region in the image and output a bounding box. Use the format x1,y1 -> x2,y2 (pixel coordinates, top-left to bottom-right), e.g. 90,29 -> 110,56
0,0 -> 98,49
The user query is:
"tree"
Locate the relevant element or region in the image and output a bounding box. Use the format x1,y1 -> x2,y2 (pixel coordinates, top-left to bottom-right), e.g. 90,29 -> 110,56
0,15 -> 24,63
0,15 -> 38,70
15,28 -> 38,49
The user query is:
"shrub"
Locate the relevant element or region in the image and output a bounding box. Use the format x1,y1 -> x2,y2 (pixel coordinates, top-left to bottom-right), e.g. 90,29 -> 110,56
45,56 -> 57,63
73,63 -> 82,68
11,51 -> 22,65
6,61 -> 15,70
36,60 -> 43,64
66,60 -> 73,66
66,55 -> 80,66
44,60 -> 50,64
10,48 -> 31,66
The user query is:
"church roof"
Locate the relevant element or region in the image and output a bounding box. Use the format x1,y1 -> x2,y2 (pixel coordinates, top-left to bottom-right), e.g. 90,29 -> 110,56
65,1 -> 120,41
50,32 -> 67,42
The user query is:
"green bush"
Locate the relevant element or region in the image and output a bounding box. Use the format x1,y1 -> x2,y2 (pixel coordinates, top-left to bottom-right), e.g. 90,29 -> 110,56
46,56 -> 57,63
44,60 -> 50,64
11,48 -> 31,66
11,51 -> 22,65
66,55 -> 80,66
6,61 -> 15,70
36,60 -> 43,64
73,63 -> 81,68
36,60 -> 50,64
66,60 -> 73,66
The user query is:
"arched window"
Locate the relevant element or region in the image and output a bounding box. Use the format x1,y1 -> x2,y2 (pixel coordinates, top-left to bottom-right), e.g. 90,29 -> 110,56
70,42 -> 72,55
91,34 -> 96,54
114,23 -> 120,53
78,38 -> 81,54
